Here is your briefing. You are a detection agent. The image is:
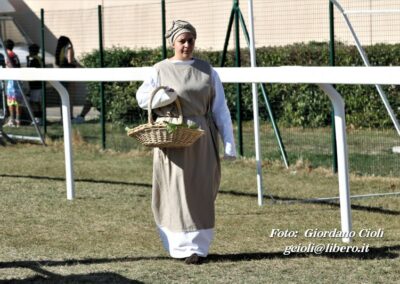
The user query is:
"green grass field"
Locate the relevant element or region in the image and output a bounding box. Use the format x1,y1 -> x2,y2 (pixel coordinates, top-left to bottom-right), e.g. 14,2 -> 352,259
7,119 -> 400,177
0,132 -> 399,283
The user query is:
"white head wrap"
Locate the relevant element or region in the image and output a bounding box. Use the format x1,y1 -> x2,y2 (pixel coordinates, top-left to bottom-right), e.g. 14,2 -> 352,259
165,20 -> 197,45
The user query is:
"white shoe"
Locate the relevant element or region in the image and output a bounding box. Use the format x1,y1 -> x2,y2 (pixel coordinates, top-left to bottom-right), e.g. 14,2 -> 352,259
5,120 -> 16,127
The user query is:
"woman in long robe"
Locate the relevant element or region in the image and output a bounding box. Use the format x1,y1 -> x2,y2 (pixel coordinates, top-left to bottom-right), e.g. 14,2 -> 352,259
136,20 -> 236,264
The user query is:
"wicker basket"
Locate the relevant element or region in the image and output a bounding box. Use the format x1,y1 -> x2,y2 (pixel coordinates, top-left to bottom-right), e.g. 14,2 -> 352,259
127,86 -> 204,148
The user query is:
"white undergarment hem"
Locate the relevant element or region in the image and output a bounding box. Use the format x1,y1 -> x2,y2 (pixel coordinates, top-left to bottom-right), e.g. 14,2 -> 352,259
157,225 -> 214,258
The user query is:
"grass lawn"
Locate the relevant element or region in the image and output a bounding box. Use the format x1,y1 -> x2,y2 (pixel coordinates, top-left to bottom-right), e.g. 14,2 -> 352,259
7,116 -> 400,173
0,137 -> 399,283
10,119 -> 397,178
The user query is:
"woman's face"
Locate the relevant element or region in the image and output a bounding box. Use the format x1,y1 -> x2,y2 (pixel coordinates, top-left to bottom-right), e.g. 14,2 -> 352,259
172,32 -> 195,60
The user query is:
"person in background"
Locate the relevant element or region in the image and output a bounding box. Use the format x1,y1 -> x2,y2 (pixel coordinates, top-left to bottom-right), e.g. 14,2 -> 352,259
55,35 -> 76,68
136,20 -> 236,265
26,43 -> 43,125
55,35 -> 92,123
4,39 -> 22,127
55,35 -> 76,120
72,98 -> 92,124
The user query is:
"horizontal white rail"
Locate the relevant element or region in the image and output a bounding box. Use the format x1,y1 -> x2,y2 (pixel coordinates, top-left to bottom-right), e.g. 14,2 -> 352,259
1,66 -> 400,85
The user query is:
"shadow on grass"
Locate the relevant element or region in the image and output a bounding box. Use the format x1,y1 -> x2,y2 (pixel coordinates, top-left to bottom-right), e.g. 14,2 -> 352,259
207,244 -> 400,262
219,190 -> 400,215
0,245 -> 397,281
0,272 -> 143,283
0,256 -> 168,283
0,173 -> 151,188
1,174 -> 397,215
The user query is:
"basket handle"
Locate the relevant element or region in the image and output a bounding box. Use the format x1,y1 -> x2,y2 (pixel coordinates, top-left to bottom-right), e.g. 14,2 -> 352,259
148,86 -> 183,125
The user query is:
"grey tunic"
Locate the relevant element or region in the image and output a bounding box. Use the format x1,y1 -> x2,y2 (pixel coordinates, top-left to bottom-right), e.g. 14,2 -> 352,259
152,58 -> 221,232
